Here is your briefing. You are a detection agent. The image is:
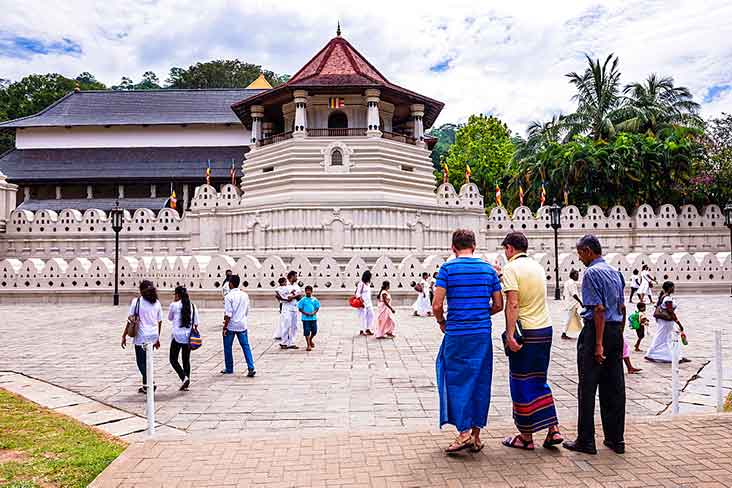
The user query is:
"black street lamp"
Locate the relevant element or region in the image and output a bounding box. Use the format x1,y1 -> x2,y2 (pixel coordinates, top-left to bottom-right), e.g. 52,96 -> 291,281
724,203 -> 732,297
549,201 -> 562,300
110,201 -> 124,306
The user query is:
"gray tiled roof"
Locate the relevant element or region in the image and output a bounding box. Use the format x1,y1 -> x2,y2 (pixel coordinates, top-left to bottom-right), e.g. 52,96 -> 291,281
0,89 -> 266,128
0,146 -> 250,183
17,198 -> 170,212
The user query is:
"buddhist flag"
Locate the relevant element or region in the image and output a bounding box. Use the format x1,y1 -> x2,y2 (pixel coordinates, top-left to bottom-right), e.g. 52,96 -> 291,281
328,97 -> 345,109
169,190 -> 177,210
563,189 -> 569,206
495,185 -> 502,207
205,160 -> 212,186
441,162 -> 449,184
465,164 -> 472,182
519,185 -> 525,206
229,159 -> 237,186
540,183 -> 547,207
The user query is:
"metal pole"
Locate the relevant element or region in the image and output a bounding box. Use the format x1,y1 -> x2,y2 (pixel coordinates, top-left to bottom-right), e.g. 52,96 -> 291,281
146,342 -> 155,436
113,230 -> 120,306
553,227 -> 561,300
715,329 -> 723,412
671,333 -> 680,415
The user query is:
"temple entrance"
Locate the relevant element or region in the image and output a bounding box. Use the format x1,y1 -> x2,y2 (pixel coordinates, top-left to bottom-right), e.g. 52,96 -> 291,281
328,111 -> 348,129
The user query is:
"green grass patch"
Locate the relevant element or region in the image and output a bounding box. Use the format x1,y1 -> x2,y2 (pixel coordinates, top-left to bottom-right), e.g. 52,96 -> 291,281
0,388 -> 126,488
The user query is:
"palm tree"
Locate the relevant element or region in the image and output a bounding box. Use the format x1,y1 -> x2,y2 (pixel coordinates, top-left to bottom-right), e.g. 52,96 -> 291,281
616,74 -> 702,134
563,54 -> 623,140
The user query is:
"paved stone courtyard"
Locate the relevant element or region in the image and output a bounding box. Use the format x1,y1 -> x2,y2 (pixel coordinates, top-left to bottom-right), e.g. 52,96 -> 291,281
1,296 -> 730,436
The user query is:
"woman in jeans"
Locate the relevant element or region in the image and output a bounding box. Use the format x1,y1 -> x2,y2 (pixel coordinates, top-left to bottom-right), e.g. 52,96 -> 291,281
121,280 -> 163,393
168,286 -> 199,391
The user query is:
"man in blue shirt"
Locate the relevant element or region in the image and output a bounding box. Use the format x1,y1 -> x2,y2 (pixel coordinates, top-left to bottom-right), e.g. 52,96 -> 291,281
564,235 -> 627,455
297,285 -> 320,352
433,229 -> 503,454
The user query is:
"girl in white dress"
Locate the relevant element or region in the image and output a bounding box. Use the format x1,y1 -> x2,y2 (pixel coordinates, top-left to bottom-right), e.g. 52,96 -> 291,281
412,272 -> 433,316
645,281 -> 689,363
356,270 -> 375,336
637,265 -> 656,304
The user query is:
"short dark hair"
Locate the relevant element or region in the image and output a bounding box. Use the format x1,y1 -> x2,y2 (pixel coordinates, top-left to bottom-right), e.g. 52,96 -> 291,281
637,302 -> 646,311
361,270 -> 372,283
305,285 -> 313,292
287,270 -> 298,279
501,232 -> 528,252
569,269 -> 579,279
452,229 -> 476,250
278,277 -> 287,285
632,269 -> 639,274
139,280 -> 158,304
225,269 -> 232,275
229,274 -> 241,288
576,234 -> 602,255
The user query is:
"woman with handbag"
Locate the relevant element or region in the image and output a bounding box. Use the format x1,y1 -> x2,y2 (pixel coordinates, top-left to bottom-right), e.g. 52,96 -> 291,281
168,286 -> 199,391
356,270 -> 375,336
121,280 -> 163,393
645,281 -> 690,364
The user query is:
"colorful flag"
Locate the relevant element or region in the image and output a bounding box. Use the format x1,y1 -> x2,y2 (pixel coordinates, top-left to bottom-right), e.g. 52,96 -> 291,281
229,159 -> 237,186
465,164 -> 472,182
563,189 -> 569,206
495,185 -> 502,207
540,183 -> 546,207
441,162 -> 449,184
519,185 -> 524,206
328,97 -> 345,109
169,190 -> 177,210
205,160 -> 212,186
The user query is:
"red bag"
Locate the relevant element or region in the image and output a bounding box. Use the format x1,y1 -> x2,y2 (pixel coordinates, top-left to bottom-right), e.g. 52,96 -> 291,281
348,296 -> 364,308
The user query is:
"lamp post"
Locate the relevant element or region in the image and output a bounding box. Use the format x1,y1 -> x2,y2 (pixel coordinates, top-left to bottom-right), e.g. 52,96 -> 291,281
110,201 -> 124,306
724,203 -> 732,297
549,202 -> 562,300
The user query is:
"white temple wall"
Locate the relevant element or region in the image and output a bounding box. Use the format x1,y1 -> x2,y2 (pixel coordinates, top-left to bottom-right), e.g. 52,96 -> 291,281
16,125 -> 252,149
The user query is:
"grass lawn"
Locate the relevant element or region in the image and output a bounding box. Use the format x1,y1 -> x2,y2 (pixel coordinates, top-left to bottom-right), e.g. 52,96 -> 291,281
0,388 -> 126,488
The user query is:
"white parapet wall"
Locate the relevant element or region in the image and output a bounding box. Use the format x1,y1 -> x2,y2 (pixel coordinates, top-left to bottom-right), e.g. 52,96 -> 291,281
0,251 -> 729,306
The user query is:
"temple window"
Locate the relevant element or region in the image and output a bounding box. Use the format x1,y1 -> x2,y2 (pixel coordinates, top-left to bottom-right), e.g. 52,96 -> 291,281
328,111 -> 348,129
331,149 -> 343,166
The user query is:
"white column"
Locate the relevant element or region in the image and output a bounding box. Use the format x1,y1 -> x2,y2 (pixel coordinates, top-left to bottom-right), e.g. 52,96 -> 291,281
118,185 -> 125,199
55,186 -> 62,200
293,90 -> 308,138
410,103 -> 425,147
23,187 -> 30,202
365,89 -> 381,137
150,184 -> 157,198
183,184 -> 189,210
86,185 -> 94,199
262,122 -> 273,140
250,105 -> 264,145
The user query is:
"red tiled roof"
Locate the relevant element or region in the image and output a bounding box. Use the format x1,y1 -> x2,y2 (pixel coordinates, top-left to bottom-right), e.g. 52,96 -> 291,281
288,37 -> 388,86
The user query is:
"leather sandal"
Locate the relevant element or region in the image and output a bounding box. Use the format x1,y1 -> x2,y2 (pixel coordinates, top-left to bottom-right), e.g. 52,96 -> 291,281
502,435 -> 534,450
543,430 -> 564,449
445,434 -> 474,453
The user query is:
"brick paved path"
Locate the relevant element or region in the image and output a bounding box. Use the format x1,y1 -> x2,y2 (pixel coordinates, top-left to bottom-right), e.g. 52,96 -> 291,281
92,414 -> 732,487
1,297 -> 730,435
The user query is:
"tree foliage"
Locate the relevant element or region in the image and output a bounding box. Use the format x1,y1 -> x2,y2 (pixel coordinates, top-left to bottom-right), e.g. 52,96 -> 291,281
166,60 -> 289,89
426,123 -> 458,170
688,113 -> 732,205
441,115 -> 514,201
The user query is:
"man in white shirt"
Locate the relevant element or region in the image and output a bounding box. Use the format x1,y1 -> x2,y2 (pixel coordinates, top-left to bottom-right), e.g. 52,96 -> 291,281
222,275 -> 255,376
561,269 -> 583,340
221,269 -> 233,298
279,270 -> 303,349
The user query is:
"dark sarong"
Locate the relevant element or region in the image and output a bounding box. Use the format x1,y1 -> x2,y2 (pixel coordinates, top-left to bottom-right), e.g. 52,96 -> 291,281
508,326 -> 558,433
436,332 -> 493,432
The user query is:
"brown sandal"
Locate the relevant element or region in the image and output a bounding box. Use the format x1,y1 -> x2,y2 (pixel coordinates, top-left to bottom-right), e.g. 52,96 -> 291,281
445,434 -> 474,453
502,435 -> 534,450
543,430 -> 564,448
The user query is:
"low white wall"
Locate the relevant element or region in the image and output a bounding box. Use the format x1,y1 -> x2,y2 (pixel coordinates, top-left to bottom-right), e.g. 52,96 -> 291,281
16,125 -> 252,149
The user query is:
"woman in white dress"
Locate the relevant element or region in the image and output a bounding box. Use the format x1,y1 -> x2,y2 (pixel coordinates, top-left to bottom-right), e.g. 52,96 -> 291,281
637,265 -> 656,304
645,281 -> 689,363
412,272 -> 433,317
356,270 -> 375,336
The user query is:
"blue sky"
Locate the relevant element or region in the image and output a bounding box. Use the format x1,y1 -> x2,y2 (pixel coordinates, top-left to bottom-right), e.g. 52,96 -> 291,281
1,0 -> 730,133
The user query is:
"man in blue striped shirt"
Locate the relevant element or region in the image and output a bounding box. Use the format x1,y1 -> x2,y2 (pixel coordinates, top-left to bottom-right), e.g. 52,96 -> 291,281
433,229 -> 503,454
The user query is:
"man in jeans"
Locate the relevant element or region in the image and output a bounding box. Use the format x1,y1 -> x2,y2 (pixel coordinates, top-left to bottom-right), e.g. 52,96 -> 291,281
564,235 -> 626,455
221,274 -> 256,377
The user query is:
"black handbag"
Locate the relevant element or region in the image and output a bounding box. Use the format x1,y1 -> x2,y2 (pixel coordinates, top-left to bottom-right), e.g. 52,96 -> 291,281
501,320 -> 524,356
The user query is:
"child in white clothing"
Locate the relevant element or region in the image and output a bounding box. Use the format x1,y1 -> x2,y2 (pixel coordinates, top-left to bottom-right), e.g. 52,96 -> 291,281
273,277 -> 288,340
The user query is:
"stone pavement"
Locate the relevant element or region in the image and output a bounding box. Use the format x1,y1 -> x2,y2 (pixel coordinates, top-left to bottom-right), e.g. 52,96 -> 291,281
91,414 -> 732,487
1,296 -> 730,436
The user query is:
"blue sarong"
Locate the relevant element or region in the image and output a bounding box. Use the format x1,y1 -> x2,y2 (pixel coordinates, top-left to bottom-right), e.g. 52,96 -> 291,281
436,332 -> 493,432
508,326 -> 558,433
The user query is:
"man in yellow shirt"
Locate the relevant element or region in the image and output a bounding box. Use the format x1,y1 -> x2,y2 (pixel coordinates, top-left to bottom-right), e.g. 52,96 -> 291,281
498,232 -> 562,451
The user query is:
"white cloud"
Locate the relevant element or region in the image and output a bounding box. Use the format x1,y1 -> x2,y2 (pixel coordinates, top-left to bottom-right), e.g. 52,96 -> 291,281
1,0 -> 730,133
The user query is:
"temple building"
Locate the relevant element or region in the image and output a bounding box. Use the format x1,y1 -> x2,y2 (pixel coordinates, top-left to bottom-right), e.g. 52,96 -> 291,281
0,29 -> 442,213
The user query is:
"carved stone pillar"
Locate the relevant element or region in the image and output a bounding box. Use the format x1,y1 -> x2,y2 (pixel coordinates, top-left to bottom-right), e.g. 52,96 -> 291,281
250,105 -> 264,145
410,103 -> 425,147
365,89 -> 381,137
293,90 -> 308,138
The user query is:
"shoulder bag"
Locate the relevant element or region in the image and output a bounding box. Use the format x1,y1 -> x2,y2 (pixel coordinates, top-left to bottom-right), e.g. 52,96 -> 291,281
125,298 -> 141,338
653,294 -> 674,321
189,304 -> 202,350
349,283 -> 364,309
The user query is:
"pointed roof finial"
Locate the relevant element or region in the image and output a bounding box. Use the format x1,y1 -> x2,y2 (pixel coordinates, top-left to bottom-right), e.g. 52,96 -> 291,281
337,20 -> 341,37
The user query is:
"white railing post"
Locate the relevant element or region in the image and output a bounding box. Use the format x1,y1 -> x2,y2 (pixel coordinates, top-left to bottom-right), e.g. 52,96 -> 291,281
671,333 -> 680,415
714,329 -> 723,412
146,342 -> 155,436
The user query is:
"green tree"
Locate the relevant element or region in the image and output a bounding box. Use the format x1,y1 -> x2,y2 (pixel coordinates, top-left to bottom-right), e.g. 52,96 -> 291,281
442,115 -> 514,205
563,54 -> 623,140
0,73 -> 106,153
616,74 -> 702,134
165,60 -> 289,88
426,122 -> 458,170
135,71 -> 162,90
689,113 -> 732,205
